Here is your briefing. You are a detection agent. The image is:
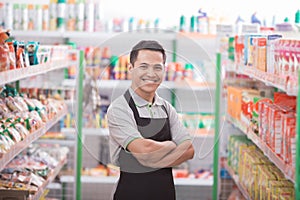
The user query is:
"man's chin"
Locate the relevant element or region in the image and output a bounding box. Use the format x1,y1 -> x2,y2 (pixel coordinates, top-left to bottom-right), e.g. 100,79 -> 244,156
139,84 -> 159,92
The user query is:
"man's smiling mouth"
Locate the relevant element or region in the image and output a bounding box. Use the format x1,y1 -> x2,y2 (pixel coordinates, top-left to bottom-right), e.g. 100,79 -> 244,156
141,79 -> 160,83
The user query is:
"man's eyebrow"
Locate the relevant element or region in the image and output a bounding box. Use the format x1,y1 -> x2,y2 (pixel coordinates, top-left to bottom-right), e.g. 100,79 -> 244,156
139,63 -> 149,65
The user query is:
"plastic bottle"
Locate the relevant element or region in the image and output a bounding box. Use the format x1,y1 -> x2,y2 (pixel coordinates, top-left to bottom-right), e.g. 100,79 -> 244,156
35,4 -> 43,31
197,16 -> 208,34
184,63 -> 194,80
295,9 -> 300,31
154,18 -> 160,32
109,55 -> 118,80
100,47 -> 111,80
66,0 -> 76,31
13,4 -> 21,30
128,17 -> 135,32
197,9 -> 207,33
27,4 -> 35,30
84,0 -> 94,32
20,4 -> 28,31
175,62 -> 183,81
57,0 -> 66,31
179,15 -> 186,32
0,3 -> 4,28
251,12 -> 261,25
190,16 -> 196,32
94,1 -> 103,32
42,4 -> 49,31
49,0 -> 57,30
5,3 -> 13,30
75,0 -> 85,31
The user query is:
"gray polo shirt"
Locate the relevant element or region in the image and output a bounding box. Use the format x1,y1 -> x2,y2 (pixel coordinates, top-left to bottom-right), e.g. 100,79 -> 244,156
107,88 -> 191,166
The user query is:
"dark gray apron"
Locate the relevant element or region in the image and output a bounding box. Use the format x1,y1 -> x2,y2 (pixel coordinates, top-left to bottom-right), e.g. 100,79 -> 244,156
113,89 -> 175,200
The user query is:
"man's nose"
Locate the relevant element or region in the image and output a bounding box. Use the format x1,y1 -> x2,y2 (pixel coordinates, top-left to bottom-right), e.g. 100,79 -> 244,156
146,67 -> 156,75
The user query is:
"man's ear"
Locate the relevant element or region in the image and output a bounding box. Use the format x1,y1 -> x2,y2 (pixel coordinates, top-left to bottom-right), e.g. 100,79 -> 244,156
128,63 -> 133,72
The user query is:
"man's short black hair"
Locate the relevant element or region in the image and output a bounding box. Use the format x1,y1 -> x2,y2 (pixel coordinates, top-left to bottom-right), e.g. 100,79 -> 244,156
129,40 -> 166,65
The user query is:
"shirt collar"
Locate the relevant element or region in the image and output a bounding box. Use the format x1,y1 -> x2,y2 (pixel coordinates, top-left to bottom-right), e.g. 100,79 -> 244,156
128,87 -> 164,107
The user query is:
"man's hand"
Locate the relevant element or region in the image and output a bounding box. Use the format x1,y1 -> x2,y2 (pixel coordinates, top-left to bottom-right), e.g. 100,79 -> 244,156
147,140 -> 194,168
127,138 -> 176,166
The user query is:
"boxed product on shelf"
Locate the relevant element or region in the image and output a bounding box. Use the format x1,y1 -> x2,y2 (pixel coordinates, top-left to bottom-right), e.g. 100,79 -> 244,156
257,164 -> 278,200
227,132 -> 296,200
241,149 -> 268,199
227,134 -> 255,174
281,112 -> 296,162
267,180 -> 294,200
227,86 -> 259,121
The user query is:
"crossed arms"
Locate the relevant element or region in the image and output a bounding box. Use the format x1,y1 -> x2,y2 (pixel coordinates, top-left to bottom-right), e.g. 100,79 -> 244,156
127,138 -> 195,168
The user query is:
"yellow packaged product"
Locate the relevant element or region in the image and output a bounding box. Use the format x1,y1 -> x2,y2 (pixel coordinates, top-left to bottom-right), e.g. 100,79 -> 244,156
268,180 -> 284,200
268,180 -> 293,200
239,148 -> 253,189
259,166 -> 277,200
248,150 -> 268,199
279,193 -> 295,200
237,141 -> 255,174
238,146 -> 251,184
270,165 -> 286,181
277,187 -> 294,200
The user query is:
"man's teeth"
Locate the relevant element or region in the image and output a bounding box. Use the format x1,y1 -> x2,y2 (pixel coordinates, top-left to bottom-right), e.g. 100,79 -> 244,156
142,79 -> 157,82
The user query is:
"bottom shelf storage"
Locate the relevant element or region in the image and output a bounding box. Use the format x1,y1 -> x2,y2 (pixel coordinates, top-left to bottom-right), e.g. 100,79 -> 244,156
223,160 -> 250,200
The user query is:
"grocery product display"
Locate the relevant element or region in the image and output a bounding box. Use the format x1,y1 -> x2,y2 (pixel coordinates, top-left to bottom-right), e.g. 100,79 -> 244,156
213,23 -> 300,200
0,29 -> 78,199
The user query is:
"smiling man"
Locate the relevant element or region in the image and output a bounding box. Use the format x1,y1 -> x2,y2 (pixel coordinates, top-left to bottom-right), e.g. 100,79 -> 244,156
107,40 -> 194,200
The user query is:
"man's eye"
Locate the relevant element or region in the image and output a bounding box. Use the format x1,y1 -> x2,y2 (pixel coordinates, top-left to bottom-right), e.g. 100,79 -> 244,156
154,66 -> 163,71
139,65 -> 148,69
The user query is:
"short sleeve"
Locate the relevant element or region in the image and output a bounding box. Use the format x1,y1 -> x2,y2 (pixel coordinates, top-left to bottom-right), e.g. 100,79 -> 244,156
164,101 -> 191,145
107,101 -> 142,149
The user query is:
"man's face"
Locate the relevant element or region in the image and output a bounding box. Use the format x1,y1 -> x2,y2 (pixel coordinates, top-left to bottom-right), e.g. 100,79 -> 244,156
129,49 -> 165,99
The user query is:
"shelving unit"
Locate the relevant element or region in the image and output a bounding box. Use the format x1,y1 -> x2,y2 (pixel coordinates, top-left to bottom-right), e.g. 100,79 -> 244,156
29,158 -> 67,200
62,127 -> 109,137
223,160 -> 250,200
0,105 -> 68,171
214,32 -> 300,199
0,45 -> 76,199
0,58 -> 71,85
60,175 -> 213,186
226,115 -> 295,183
241,67 -> 297,96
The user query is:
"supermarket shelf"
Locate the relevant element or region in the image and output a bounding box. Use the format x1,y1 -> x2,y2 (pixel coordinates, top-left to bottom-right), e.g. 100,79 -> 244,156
0,59 -> 71,86
189,128 -> 215,138
176,32 -> 216,39
62,79 -> 215,91
61,127 -> 109,137
226,115 -> 295,183
12,30 -> 176,40
174,177 -> 213,186
60,175 -> 213,186
29,157 -> 67,200
241,67 -> 297,96
60,175 -> 118,184
223,160 -> 251,200
35,138 -> 75,146
11,30 -> 222,41
0,105 -> 68,171
61,127 -> 214,139
46,182 -> 62,190
12,30 -> 65,38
